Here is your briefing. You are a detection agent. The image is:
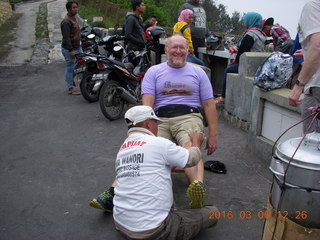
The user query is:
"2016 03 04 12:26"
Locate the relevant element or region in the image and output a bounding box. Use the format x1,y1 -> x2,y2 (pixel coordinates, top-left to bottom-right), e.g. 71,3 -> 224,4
208,210 -> 308,220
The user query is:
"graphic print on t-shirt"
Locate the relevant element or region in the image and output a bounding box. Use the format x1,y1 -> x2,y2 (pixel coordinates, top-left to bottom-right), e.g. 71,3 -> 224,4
192,7 -> 206,28
116,152 -> 144,178
161,81 -> 192,96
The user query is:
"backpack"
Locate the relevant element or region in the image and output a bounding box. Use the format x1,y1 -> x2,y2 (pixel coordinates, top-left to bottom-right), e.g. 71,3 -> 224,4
206,32 -> 223,51
253,51 -> 293,91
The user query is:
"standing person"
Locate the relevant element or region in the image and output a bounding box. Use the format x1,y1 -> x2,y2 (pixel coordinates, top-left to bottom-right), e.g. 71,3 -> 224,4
124,0 -> 147,52
288,0 -> 320,133
173,9 -> 205,66
178,0 -> 207,57
216,12 -> 266,104
60,1 -> 82,95
143,15 -> 158,31
111,105 -> 218,240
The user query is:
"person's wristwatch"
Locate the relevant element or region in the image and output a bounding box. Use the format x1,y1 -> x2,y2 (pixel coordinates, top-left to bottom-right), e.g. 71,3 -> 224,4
296,79 -> 306,87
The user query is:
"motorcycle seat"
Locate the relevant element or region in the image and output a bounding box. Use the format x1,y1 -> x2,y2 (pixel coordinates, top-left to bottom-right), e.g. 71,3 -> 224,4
108,58 -> 134,71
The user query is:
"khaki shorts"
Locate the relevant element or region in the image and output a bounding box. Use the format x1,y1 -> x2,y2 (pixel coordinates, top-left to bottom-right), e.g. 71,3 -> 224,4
158,113 -> 204,147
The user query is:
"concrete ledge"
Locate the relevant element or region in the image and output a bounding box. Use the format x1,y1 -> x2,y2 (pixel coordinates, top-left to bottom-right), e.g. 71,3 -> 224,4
239,52 -> 270,77
255,87 -> 301,114
225,74 -> 254,122
248,87 -> 302,161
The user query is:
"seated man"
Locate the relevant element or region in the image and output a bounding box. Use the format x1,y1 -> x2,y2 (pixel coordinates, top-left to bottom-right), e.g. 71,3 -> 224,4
141,34 -> 218,202
113,106 -> 218,239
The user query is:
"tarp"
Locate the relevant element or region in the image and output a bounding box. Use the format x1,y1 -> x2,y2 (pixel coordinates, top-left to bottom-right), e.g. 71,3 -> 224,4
262,196 -> 320,240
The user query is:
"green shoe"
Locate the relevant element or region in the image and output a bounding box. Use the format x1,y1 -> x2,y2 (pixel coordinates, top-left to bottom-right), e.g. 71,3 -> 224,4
89,188 -> 114,213
186,180 -> 207,209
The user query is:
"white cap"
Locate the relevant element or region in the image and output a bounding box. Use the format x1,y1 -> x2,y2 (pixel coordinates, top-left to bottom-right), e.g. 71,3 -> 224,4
125,105 -> 161,126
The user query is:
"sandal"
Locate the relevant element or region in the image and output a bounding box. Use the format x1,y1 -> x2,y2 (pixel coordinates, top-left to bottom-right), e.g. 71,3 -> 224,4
214,96 -> 225,104
67,88 -> 81,95
204,160 -> 227,174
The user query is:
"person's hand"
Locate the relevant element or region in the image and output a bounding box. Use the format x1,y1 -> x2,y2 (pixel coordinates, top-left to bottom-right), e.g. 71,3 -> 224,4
205,134 -> 217,155
69,50 -> 75,59
229,46 -> 238,54
288,85 -> 304,107
293,49 -> 303,59
189,133 -> 204,148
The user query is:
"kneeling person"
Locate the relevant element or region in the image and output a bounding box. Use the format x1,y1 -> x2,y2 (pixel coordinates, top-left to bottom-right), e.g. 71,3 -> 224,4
114,106 -> 218,239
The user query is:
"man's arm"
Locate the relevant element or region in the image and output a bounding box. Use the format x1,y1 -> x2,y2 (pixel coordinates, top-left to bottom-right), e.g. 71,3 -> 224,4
61,19 -> 75,58
185,133 -> 203,168
202,98 -> 218,155
289,32 -> 320,106
142,94 -> 155,107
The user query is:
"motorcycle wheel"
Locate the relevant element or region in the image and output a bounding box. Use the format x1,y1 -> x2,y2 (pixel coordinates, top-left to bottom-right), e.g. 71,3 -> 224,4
80,72 -> 100,103
99,80 -> 124,121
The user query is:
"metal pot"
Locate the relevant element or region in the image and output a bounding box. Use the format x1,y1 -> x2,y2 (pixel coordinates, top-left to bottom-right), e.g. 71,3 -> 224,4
269,132 -> 320,228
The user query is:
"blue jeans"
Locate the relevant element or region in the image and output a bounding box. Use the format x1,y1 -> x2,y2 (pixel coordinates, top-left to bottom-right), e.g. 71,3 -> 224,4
222,64 -> 239,98
187,54 -> 205,66
61,46 -> 83,89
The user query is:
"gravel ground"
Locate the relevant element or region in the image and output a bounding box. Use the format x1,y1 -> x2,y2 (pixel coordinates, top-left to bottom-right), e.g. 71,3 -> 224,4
30,1 -> 50,65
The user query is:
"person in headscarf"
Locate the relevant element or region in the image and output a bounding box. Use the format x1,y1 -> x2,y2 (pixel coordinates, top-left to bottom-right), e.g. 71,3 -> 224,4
216,12 -> 266,104
173,9 -> 205,66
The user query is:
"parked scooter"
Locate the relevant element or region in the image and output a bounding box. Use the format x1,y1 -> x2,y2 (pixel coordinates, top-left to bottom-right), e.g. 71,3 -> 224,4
72,18 -> 100,87
74,35 -> 126,102
80,25 -> 103,54
96,26 -> 165,120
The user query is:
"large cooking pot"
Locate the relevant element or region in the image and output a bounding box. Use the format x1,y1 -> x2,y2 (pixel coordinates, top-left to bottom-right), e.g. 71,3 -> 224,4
269,132 -> 320,228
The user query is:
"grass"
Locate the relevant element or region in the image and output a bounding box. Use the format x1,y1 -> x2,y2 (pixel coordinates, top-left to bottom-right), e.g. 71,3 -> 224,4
35,2 -> 49,38
0,14 -> 20,62
79,4 -> 114,28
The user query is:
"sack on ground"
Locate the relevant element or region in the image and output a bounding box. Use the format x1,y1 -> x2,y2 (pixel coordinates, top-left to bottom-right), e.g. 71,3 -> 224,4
254,52 -> 293,91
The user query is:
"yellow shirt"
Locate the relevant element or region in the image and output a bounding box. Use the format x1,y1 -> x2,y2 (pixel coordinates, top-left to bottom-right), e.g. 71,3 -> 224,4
173,22 -> 194,54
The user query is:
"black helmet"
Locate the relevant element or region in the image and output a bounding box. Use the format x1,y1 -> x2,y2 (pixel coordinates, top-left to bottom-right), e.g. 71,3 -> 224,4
146,26 -> 165,41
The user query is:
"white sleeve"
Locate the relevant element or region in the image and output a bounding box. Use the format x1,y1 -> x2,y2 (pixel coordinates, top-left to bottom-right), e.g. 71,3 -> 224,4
165,140 -> 189,168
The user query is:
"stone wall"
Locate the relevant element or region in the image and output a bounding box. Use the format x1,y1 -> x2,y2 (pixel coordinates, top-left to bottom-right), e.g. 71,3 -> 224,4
0,0 -> 13,27
223,52 -> 302,162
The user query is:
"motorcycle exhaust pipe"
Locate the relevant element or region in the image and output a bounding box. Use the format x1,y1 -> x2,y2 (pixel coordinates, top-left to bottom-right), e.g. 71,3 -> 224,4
92,80 -> 103,92
116,87 -> 137,104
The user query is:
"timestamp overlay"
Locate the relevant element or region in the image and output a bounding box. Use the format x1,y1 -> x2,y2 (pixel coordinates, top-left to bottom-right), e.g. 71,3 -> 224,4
208,210 -> 308,220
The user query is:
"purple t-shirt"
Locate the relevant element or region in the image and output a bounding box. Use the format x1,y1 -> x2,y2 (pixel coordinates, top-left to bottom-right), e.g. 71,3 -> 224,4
142,62 -> 213,110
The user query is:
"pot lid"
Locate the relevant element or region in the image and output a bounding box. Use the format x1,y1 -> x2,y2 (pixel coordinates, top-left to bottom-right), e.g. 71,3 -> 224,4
276,132 -> 320,170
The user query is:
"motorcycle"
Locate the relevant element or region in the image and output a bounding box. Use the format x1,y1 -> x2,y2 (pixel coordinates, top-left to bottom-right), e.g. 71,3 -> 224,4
80,25 -> 103,54
72,23 -> 102,88
74,35 -> 126,102
96,26 -> 165,120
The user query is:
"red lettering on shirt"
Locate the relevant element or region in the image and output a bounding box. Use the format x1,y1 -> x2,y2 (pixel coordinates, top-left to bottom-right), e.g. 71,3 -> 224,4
119,141 -> 147,151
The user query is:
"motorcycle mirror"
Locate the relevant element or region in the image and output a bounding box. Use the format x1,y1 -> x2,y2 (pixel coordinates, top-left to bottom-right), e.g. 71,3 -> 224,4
88,34 -> 95,39
113,46 -> 122,52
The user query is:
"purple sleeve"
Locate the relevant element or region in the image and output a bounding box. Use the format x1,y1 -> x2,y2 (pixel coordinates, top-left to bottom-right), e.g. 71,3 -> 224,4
141,66 -> 156,96
198,67 -> 213,101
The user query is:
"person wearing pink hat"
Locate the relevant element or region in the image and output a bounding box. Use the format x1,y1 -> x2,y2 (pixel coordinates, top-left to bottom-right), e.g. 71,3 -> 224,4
173,9 -> 205,66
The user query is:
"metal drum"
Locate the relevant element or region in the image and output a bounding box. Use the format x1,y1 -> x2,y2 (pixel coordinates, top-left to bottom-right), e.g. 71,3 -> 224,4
269,132 -> 320,228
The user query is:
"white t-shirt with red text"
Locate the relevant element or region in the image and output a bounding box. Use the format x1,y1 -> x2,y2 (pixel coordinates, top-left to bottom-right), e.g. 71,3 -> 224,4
113,128 -> 188,232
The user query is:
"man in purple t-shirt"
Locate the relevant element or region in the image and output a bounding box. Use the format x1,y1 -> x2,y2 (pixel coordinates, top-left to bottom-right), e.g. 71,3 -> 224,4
142,34 -> 218,209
